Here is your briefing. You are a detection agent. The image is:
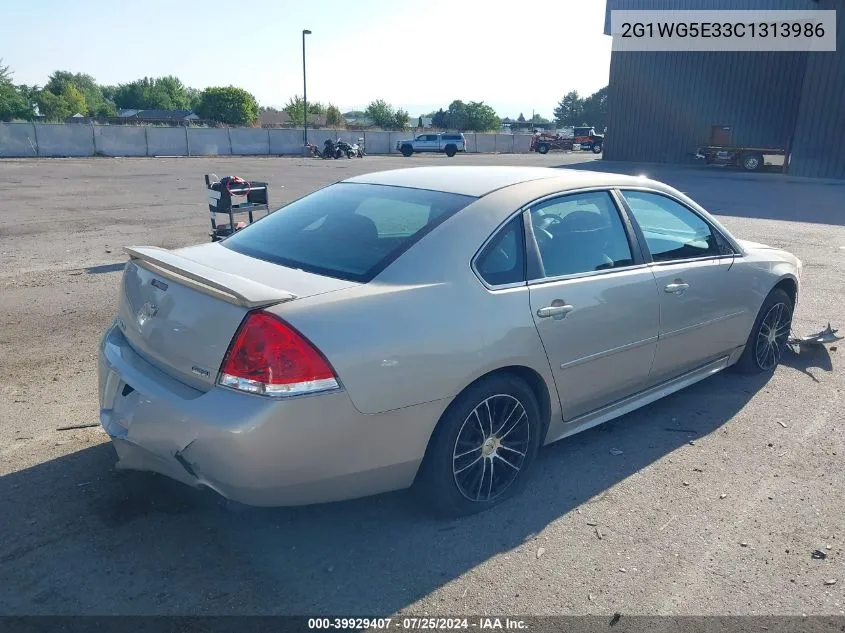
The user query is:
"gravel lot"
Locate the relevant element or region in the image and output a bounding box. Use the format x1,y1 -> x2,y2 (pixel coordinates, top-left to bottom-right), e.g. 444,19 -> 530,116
0,152 -> 842,616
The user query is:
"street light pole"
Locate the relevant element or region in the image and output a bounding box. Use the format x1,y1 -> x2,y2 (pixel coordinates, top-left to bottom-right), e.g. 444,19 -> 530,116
302,29 -> 311,147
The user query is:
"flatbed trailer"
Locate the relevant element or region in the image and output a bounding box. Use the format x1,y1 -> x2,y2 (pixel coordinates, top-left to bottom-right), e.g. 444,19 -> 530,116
695,145 -> 787,172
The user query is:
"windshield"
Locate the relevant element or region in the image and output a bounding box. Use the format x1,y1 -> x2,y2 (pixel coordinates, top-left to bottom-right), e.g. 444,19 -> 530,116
222,183 -> 476,282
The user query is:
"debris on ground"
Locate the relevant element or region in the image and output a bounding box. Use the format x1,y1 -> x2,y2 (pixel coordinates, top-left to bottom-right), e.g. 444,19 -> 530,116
824,579 -> 837,586
586,521 -> 598,526
777,421 -> 788,428
720,493 -> 728,499
618,567 -> 627,573
689,440 -> 696,446
596,527 -> 603,540
536,547 -> 545,559
589,593 -> 595,601
609,448 -> 624,456
812,549 -> 828,560
683,481 -> 690,486
56,423 -> 100,431
789,323 -> 842,349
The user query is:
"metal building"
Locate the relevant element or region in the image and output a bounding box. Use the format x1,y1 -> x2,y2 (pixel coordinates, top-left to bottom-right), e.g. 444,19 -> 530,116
603,0 -> 845,179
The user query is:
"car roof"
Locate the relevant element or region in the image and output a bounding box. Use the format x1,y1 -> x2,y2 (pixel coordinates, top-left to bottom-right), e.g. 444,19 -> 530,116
343,166 -> 650,197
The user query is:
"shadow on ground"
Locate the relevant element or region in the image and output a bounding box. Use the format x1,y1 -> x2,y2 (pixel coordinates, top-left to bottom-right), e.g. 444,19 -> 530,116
557,160 -> 845,226
0,367 -> 792,615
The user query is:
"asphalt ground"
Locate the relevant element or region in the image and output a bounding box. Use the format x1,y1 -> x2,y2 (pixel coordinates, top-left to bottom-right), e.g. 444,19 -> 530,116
0,151 -> 842,616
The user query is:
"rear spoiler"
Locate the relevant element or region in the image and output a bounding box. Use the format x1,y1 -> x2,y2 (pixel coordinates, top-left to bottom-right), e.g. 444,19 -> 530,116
124,246 -> 297,309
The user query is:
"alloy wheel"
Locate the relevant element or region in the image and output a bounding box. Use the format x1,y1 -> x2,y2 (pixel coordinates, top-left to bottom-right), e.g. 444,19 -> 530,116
452,394 -> 530,502
755,302 -> 791,370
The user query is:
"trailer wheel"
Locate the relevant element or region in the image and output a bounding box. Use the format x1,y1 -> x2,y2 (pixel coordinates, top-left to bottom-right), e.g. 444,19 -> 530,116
536,143 -> 550,154
741,153 -> 764,172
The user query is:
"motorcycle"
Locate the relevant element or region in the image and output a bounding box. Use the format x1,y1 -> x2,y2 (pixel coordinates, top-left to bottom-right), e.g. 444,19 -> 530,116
321,139 -> 338,159
351,137 -> 366,158
335,139 -> 356,159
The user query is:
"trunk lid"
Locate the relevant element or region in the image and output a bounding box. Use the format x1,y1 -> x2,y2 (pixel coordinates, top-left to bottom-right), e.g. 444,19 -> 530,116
117,243 -> 357,391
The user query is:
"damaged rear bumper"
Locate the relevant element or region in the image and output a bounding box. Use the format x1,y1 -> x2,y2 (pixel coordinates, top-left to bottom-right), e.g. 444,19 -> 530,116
98,323 -> 442,506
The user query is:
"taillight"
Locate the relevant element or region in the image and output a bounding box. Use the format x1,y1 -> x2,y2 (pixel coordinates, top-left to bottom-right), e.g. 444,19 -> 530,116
218,310 -> 339,397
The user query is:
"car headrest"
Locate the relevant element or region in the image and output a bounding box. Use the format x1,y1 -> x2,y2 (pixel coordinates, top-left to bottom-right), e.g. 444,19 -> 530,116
557,210 -> 610,233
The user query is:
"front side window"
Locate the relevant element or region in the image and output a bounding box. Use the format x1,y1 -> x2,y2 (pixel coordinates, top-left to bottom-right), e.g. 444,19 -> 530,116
476,216 -> 525,286
528,191 -> 634,279
223,183 -> 475,282
621,191 -> 720,262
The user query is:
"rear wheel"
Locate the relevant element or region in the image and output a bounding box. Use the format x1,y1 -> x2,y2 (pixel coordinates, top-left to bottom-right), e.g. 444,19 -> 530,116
741,153 -> 764,172
735,288 -> 793,373
592,143 -> 603,154
416,374 -> 542,517
445,144 -> 457,157
401,144 -> 413,157
537,143 -> 550,154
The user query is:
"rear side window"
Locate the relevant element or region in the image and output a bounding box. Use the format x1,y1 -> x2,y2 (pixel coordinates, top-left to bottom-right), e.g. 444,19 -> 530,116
443,135 -> 463,141
475,216 -> 526,286
223,183 -> 475,282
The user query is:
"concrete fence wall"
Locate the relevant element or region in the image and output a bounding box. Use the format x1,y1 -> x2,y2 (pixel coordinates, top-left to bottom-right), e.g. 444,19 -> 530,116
0,122 -> 538,158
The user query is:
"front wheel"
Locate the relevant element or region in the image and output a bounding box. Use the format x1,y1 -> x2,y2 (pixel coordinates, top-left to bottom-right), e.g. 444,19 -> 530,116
741,153 -> 764,172
735,288 -> 793,373
401,145 -> 413,157
416,374 -> 542,517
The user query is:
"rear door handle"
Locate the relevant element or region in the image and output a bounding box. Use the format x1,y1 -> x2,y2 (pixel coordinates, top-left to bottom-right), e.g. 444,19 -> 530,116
664,282 -> 690,293
536,304 -> 575,319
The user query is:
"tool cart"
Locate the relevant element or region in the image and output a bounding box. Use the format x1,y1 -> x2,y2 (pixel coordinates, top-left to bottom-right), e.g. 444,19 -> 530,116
205,174 -> 271,242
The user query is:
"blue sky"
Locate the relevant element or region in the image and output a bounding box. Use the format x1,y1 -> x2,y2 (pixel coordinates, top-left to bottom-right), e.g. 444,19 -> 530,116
2,0 -> 611,118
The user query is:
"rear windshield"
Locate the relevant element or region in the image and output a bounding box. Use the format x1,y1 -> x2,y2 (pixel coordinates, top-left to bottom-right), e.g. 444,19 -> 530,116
222,183 -> 476,282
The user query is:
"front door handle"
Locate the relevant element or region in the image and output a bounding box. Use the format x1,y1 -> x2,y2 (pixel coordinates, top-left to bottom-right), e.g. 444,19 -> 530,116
536,303 -> 575,319
664,282 -> 690,294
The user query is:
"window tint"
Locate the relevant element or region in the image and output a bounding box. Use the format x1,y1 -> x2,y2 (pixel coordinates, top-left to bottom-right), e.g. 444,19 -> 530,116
223,183 -> 475,282
621,191 -> 720,262
529,191 -> 633,278
476,216 -> 525,286
443,134 -> 463,141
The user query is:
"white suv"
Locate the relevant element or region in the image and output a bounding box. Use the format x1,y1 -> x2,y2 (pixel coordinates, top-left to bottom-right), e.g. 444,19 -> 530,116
396,133 -> 466,157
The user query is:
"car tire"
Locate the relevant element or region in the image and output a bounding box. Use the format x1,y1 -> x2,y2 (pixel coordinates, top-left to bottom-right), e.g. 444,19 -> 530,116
416,373 -> 542,518
401,145 -> 413,157
445,145 -> 457,157
741,153 -> 764,172
734,287 -> 793,374
592,143 -> 603,154
537,143 -> 549,154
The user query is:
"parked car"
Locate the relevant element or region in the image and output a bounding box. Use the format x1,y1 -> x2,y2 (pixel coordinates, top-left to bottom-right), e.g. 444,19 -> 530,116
99,166 -> 801,517
396,133 -> 466,157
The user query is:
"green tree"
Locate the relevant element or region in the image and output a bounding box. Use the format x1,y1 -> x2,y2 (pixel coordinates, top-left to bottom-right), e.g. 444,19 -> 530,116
0,84 -> 34,121
61,84 -> 87,115
0,59 -> 12,83
364,99 -> 396,128
553,90 -> 584,127
113,76 -> 194,111
283,95 -> 306,125
517,112 -> 526,122
393,108 -> 409,130
326,103 -> 343,127
580,86 -> 608,130
431,108 -> 447,129
0,62 -> 36,121
195,86 -> 259,125
45,71 -> 104,115
464,101 -> 500,131
35,89 -> 71,121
